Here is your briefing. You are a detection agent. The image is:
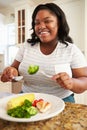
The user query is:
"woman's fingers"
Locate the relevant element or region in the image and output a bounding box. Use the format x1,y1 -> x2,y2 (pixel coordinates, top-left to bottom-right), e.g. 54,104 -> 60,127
52,72 -> 73,90
1,67 -> 18,82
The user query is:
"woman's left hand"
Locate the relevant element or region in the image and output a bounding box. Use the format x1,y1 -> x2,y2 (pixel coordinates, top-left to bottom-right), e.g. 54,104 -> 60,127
52,72 -> 74,90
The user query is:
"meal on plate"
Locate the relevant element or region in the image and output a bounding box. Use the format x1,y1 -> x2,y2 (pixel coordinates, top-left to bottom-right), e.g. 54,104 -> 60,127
7,93 -> 35,110
32,99 -> 51,113
7,93 -> 51,118
36,100 -> 52,113
27,65 -> 39,74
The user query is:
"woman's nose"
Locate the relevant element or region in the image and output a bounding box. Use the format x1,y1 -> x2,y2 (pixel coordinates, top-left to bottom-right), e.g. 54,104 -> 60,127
39,22 -> 46,29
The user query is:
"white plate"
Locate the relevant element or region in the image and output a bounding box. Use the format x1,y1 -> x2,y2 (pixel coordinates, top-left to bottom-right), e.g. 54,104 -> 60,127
0,93 -> 65,122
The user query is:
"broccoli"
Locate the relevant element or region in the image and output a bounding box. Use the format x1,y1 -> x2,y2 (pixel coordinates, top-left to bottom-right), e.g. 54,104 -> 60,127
28,65 -> 39,74
7,99 -> 38,118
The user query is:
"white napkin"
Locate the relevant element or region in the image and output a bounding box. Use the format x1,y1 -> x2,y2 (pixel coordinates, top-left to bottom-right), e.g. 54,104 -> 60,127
55,63 -> 72,77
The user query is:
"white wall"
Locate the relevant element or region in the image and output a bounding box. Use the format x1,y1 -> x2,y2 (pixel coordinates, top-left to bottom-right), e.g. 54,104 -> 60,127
0,14 -> 5,71
0,13 -> 15,67
75,91 -> 87,105
85,0 -> 87,59
0,13 -> 7,51
0,7 -> 15,24
55,0 -> 85,52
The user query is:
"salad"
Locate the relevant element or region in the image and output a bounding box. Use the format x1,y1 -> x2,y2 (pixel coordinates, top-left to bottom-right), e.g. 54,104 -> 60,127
7,99 -> 38,118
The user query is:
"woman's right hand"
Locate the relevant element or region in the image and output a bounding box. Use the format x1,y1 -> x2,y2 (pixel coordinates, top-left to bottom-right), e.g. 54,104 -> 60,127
1,67 -> 18,82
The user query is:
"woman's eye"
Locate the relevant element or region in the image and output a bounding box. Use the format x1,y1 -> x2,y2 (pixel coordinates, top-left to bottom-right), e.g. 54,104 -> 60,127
34,20 -> 53,26
45,20 -> 50,23
45,20 -> 52,24
35,21 -> 40,25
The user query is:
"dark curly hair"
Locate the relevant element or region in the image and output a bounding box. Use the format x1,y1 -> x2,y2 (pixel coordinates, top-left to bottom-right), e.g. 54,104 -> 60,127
27,3 -> 73,46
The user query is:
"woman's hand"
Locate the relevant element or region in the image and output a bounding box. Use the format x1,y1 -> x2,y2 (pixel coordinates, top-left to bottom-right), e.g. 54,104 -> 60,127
52,72 -> 73,90
1,67 -> 18,82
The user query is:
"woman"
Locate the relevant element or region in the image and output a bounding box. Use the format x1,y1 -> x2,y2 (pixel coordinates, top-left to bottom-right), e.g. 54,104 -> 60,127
1,3 -> 87,102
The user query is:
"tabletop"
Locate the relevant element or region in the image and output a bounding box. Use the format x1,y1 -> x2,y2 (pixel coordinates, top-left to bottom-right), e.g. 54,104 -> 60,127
0,102 -> 87,130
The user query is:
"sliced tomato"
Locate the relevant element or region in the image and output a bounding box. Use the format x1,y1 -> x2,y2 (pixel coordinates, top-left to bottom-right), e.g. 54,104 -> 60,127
32,100 -> 38,107
38,99 -> 44,102
32,99 -> 44,107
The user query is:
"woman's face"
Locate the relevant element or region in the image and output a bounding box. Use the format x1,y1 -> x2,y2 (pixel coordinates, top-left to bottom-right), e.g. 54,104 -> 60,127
34,9 -> 59,43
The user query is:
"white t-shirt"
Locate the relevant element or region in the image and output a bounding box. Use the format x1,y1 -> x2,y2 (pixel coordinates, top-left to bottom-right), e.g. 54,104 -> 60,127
15,42 -> 87,99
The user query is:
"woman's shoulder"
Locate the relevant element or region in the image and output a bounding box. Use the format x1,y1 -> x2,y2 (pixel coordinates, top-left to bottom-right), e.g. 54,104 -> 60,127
67,42 -> 82,52
63,42 -> 80,50
59,42 -> 77,49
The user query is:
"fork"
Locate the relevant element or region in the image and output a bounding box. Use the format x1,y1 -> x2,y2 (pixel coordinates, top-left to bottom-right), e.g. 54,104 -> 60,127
12,76 -> 23,81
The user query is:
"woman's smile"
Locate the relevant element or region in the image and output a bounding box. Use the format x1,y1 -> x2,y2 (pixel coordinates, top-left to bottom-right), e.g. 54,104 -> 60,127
38,30 -> 50,38
35,9 -> 58,43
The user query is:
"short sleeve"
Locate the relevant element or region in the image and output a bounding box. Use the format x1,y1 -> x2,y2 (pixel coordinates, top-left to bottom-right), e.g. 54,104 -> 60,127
71,44 -> 87,68
15,44 -> 25,62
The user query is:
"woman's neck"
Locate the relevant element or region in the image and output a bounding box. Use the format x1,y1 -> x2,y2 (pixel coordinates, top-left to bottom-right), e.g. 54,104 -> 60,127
40,40 -> 58,55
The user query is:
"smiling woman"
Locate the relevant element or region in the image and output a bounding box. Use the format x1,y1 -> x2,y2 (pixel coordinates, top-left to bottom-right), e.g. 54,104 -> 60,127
1,3 -> 87,103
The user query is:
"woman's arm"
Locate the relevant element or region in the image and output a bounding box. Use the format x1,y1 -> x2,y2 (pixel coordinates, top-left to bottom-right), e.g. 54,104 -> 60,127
1,60 -> 20,82
71,67 -> 87,93
52,67 -> 87,93
11,59 -> 20,70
